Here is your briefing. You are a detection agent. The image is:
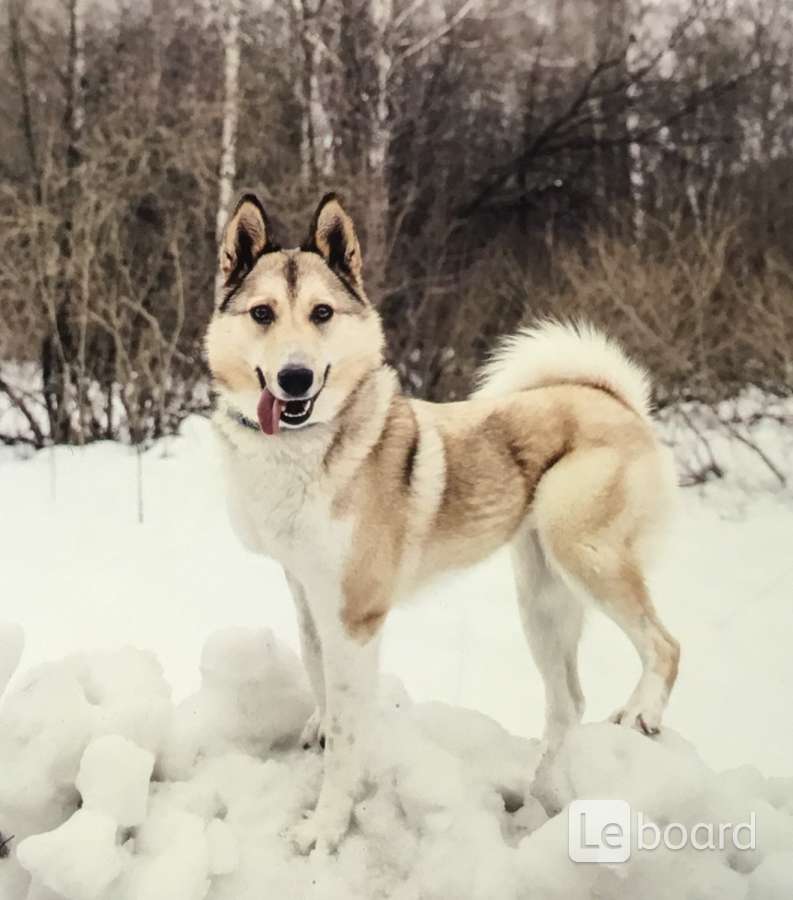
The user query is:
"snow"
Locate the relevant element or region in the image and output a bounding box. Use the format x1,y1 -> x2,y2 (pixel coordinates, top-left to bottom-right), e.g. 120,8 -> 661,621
749,852 -> 793,899
160,627 -> 312,780
76,736 -> 154,827
1,408 -> 792,897
0,623 -> 24,698
17,810 -> 124,900
205,818 -> 238,877
1,633 -> 792,899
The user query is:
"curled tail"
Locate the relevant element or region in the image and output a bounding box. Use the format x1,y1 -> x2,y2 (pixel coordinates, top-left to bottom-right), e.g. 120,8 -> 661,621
474,320 -> 652,419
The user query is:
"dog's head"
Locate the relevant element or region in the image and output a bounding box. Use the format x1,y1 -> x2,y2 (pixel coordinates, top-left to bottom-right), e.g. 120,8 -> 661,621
205,193 -> 385,435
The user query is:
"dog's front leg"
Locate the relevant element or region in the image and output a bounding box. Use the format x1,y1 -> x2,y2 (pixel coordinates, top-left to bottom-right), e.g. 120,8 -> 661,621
287,587 -> 383,855
286,572 -> 326,749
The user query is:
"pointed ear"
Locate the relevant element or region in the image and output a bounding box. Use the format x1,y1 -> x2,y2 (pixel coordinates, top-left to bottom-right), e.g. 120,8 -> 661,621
219,193 -> 278,286
305,193 -> 363,289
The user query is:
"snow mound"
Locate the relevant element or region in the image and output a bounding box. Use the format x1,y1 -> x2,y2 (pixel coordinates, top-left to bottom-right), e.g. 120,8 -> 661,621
159,627 -> 312,780
0,631 -> 791,900
0,622 -> 24,698
76,736 -> 154,827
18,810 -> 124,900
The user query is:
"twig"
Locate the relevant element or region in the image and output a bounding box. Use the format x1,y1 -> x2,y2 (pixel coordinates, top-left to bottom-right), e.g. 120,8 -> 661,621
720,419 -> 787,487
0,374 -> 46,447
0,832 -> 13,859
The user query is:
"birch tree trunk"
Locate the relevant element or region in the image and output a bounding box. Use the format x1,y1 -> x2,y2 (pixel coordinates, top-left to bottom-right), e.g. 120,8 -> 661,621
293,0 -> 318,189
365,0 -> 393,300
588,0 -> 610,208
291,0 -> 334,191
625,9 -> 646,242
363,0 -> 475,298
71,0 -> 86,137
216,0 -> 241,248
686,69 -> 711,230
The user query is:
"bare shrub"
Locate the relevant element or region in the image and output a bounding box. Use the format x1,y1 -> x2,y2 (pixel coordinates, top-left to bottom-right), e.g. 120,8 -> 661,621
0,113 -> 218,447
453,211 -> 793,408
1,0 -> 790,468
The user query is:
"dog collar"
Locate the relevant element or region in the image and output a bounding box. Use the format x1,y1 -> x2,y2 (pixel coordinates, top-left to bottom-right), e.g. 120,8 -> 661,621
227,408 -> 260,432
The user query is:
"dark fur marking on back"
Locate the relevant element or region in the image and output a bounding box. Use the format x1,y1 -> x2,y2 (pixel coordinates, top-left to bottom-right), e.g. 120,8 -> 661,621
323,425 -> 345,473
522,378 -> 639,416
372,400 -> 398,457
503,425 -> 572,511
538,442 -> 570,479
322,371 -> 375,472
579,379 -> 638,415
505,436 -> 529,480
402,434 -> 419,490
528,441 -> 572,505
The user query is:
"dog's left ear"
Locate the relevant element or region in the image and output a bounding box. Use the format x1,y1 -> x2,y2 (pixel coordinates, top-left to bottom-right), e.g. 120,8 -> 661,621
219,193 -> 278,287
305,193 -> 363,289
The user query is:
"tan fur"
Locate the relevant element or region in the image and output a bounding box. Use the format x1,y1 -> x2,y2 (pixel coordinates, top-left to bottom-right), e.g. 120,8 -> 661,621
207,216 -> 676,685
340,396 -> 418,639
206,250 -> 383,407
325,376 -> 680,743
331,383 -> 658,633
208,195 -> 681,837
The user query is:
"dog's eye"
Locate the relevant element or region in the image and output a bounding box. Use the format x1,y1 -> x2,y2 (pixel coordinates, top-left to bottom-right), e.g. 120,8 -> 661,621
250,304 -> 274,325
310,304 -> 334,325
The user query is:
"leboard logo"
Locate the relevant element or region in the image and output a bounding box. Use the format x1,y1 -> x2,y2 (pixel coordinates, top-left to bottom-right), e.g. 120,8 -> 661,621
568,798 -> 756,863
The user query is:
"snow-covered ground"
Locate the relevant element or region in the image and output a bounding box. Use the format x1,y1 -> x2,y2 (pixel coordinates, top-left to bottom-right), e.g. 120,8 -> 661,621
1,412 -> 792,899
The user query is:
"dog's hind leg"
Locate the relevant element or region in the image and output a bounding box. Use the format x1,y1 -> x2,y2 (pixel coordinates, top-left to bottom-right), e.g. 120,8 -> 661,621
534,449 -> 680,738
512,526 -> 584,813
511,526 -> 585,752
286,572 -> 326,750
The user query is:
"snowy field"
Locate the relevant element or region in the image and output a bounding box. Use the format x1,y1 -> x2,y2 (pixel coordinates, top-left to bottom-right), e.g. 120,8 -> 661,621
1,410 -> 792,898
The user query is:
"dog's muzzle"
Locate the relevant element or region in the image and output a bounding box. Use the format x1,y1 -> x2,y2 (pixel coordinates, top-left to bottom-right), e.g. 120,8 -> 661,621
254,365 -> 330,434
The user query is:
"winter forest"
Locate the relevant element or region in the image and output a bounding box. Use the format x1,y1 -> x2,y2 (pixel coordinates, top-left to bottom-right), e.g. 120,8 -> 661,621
1,0 -> 792,469
2,3 -> 793,899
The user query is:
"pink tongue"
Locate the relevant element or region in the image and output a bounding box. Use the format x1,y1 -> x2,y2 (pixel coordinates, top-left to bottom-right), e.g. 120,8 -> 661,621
257,389 -> 282,435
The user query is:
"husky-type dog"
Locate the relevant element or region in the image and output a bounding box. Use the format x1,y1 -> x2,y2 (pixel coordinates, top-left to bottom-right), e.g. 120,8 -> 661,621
205,192 -> 680,853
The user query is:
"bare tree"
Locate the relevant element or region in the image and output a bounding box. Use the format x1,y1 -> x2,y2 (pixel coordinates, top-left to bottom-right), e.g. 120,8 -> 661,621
0,0 -> 789,458
216,0 -> 241,246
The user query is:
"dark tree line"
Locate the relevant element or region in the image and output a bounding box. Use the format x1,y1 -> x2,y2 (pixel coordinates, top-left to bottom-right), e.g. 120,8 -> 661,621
1,0 -> 791,447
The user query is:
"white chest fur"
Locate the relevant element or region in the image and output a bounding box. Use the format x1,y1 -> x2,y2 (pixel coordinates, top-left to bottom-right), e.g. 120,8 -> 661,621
211,368 -> 397,593
213,413 -> 346,579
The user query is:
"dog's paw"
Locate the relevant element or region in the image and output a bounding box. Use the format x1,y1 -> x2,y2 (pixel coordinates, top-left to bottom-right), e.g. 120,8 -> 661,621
530,752 -> 567,817
300,708 -> 326,751
610,705 -> 661,737
284,811 -> 347,856
530,778 -> 563,818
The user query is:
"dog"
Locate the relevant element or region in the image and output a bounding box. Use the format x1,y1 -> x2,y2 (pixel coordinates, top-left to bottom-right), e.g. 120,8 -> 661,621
205,191 -> 680,854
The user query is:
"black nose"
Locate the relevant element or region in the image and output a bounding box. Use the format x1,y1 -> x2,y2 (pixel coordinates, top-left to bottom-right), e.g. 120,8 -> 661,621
277,366 -> 314,398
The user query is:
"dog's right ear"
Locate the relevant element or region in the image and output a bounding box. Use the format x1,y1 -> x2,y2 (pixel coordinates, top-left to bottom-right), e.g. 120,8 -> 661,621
304,193 -> 363,291
219,193 -> 278,287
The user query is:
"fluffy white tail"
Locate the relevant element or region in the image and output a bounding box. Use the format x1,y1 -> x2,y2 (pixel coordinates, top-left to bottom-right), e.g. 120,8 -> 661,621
474,320 -> 652,419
